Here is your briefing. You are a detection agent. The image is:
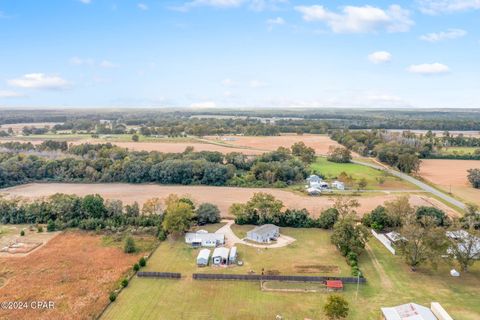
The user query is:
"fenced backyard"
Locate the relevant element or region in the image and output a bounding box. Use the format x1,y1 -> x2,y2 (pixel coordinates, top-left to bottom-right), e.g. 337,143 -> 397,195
192,273 -> 366,283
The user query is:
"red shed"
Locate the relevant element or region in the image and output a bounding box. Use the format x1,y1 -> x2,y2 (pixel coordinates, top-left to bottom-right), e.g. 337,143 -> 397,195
326,280 -> 343,291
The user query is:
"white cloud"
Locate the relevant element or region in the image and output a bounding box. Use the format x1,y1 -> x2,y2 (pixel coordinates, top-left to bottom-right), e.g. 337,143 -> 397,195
175,0 -> 244,11
418,0 -> 480,14
408,63 -> 450,75
138,3 -> 149,11
368,51 -> 392,63
69,57 -> 117,68
8,73 -> 69,90
0,90 -> 24,98
249,80 -> 267,88
266,17 -> 285,30
190,101 -> 217,108
99,60 -> 117,68
79,0 -> 92,4
174,0 -> 286,12
69,56 -> 95,66
420,28 -> 467,42
294,4 -> 413,33
222,78 -> 235,86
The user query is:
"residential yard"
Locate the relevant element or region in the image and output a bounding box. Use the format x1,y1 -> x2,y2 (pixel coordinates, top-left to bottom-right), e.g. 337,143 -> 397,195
310,157 -> 417,190
101,227 -> 480,320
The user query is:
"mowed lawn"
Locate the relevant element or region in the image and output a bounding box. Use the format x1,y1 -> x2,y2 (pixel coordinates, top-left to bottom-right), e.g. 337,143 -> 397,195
101,227 -> 480,320
310,157 -> 416,190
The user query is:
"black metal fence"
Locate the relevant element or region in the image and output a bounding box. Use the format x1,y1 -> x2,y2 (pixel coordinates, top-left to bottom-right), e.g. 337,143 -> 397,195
137,272 -> 181,279
192,273 -> 366,284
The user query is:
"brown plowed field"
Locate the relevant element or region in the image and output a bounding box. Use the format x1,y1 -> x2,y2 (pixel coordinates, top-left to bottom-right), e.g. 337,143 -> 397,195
1,183 -> 458,217
205,134 -> 343,155
0,231 -> 141,320
419,159 -> 480,206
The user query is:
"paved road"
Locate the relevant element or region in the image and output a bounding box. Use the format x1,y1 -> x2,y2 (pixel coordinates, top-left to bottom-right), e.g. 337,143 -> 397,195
352,159 -> 466,210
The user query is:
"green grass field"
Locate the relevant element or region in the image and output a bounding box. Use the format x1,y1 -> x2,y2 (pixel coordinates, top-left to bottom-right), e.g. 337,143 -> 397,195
310,157 -> 416,190
437,147 -> 480,155
100,227 -> 480,320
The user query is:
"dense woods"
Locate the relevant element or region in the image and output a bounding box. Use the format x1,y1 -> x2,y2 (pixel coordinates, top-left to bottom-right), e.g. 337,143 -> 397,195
0,142 -> 308,189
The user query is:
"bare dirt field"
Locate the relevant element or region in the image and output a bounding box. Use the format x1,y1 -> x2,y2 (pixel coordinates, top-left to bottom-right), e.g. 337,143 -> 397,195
1,183 -> 457,217
419,159 -> 480,206
205,134 -> 343,155
0,231 -> 141,320
103,141 -> 262,154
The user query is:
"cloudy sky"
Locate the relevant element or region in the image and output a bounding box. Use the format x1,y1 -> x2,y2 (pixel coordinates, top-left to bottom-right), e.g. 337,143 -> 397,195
0,0 -> 479,108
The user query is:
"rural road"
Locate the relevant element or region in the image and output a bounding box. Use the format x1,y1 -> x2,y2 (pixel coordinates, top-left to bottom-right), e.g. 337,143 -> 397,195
352,159 -> 466,210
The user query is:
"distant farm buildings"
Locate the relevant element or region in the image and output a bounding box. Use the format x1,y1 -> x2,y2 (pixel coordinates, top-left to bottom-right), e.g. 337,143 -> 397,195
305,175 -> 344,195
185,230 -> 225,248
247,224 -> 280,243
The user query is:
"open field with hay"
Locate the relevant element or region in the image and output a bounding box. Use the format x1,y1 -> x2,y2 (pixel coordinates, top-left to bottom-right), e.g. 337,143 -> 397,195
1,183 -> 459,217
0,231 -> 150,320
101,227 -> 480,320
419,159 -> 480,206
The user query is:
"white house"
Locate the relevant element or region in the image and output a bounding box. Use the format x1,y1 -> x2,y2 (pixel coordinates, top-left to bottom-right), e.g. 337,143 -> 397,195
331,180 -> 345,190
196,249 -> 211,266
185,231 -> 225,248
246,224 -> 280,243
446,230 -> 480,259
310,181 -> 329,189
381,302 -> 439,320
306,175 -> 322,184
212,247 -> 230,265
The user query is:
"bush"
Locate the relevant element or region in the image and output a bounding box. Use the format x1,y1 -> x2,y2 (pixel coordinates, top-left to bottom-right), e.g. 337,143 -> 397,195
317,208 -> 339,229
47,219 -> 56,232
124,236 -> 137,253
121,278 -> 129,288
139,257 -> 146,267
158,229 -> 167,241
133,263 -> 140,272
20,230 -> 25,236
37,226 -> 44,233
109,292 -> 117,302
323,294 -> 349,319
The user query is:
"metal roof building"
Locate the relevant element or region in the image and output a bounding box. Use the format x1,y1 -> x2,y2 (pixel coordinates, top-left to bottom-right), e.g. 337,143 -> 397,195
212,247 -> 229,265
185,232 -> 225,247
246,224 -> 280,243
196,249 -> 211,266
381,303 -> 438,320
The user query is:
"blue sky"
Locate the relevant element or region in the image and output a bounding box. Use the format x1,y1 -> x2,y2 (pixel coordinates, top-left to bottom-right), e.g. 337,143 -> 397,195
0,0 -> 479,108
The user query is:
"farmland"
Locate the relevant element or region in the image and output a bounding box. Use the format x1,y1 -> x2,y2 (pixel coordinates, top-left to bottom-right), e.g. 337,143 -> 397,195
419,159 -> 480,206
101,227 -> 480,320
0,183 -> 459,217
0,231 -> 151,320
311,157 -> 416,190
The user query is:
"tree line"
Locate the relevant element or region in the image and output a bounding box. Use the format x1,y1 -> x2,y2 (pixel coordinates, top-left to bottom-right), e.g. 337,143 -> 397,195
0,141 -> 310,189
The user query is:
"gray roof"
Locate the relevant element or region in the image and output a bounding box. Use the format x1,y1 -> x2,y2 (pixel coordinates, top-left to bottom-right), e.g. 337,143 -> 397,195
197,249 -> 211,260
212,247 -> 229,259
381,303 -> 437,320
229,246 -> 237,259
185,232 -> 224,243
248,224 -> 279,236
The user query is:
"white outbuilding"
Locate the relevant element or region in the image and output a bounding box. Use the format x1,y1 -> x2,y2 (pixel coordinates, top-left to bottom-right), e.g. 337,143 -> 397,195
196,249 -> 211,267
212,247 -> 230,265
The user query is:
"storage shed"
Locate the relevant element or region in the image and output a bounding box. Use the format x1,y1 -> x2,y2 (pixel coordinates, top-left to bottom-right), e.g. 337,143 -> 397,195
228,246 -> 237,264
196,249 -> 211,267
212,247 -> 229,265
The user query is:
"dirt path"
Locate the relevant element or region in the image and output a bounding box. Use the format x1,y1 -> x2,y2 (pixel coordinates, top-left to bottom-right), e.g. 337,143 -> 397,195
365,244 -> 393,290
